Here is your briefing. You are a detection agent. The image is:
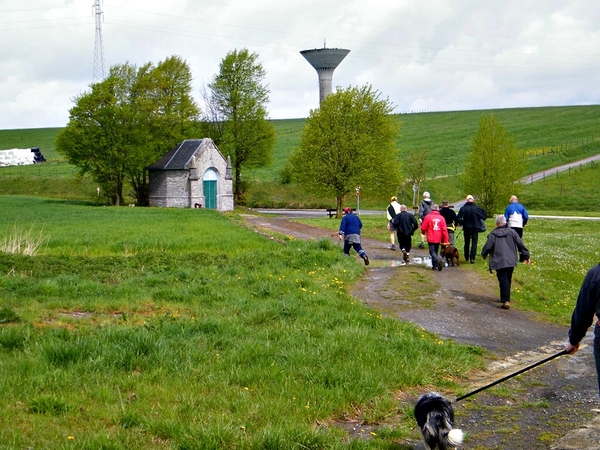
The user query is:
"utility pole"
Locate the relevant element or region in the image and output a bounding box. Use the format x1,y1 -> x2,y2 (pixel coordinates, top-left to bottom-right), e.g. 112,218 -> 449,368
93,0 -> 105,82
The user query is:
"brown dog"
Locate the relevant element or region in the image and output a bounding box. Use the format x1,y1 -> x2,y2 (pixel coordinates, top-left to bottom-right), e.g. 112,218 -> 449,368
442,244 -> 460,266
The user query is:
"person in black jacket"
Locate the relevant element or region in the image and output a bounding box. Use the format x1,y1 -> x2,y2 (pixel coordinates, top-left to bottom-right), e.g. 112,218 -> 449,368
457,195 -> 487,264
481,215 -> 530,310
439,201 -> 458,246
565,263 -> 600,395
391,204 -> 419,263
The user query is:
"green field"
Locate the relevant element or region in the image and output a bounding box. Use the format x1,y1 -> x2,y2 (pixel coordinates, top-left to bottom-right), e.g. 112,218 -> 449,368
1,105 -> 600,209
0,195 -> 598,447
0,105 -> 599,447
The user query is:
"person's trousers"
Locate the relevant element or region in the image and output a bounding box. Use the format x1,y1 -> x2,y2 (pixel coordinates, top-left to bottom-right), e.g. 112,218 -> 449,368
594,325 -> 600,396
510,227 -> 524,238
428,243 -> 442,268
344,241 -> 367,259
496,266 -> 514,303
463,229 -> 479,262
397,234 -> 412,253
447,230 -> 455,246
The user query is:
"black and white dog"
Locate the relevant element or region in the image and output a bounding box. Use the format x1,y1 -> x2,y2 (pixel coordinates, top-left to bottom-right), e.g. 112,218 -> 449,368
414,392 -> 464,450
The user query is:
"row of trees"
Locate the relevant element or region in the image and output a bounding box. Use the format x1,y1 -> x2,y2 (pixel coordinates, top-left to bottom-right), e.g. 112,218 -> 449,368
56,51 -> 275,205
56,50 -> 523,213
287,87 -> 523,217
56,56 -> 200,206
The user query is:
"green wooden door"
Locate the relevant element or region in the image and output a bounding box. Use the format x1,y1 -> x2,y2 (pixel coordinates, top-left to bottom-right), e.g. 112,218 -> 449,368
203,168 -> 218,209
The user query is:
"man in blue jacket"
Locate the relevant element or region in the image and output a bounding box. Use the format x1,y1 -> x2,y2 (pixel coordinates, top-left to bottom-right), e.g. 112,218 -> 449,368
504,195 -> 529,238
339,207 -> 369,265
565,263 -> 600,396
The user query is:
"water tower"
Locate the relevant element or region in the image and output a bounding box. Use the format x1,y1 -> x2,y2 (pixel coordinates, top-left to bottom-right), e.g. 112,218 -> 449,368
300,47 -> 350,104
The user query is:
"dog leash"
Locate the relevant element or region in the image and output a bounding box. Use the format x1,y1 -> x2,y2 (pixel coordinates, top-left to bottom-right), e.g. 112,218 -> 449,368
453,349 -> 568,403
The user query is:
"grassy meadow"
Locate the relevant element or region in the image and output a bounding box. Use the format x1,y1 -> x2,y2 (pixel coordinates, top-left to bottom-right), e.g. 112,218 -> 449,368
0,106 -> 599,447
0,196 -> 486,448
2,105 -> 600,209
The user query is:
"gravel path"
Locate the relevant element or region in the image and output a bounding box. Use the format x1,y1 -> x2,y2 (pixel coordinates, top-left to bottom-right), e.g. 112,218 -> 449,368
243,214 -> 600,449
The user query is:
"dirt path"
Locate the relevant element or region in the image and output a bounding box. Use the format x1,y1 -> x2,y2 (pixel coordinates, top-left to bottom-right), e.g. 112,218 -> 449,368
243,214 -> 600,449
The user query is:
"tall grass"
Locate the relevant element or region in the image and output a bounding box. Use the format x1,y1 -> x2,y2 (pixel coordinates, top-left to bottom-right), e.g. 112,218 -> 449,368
0,224 -> 48,256
0,196 -> 483,448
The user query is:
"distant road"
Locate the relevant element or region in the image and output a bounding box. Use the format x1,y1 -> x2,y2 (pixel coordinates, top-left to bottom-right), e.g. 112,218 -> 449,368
521,153 -> 600,184
254,154 -> 600,219
452,153 -> 600,209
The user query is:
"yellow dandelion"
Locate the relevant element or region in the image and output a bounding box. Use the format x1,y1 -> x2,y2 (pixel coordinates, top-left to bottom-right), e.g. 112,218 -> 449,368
68,436 -> 75,440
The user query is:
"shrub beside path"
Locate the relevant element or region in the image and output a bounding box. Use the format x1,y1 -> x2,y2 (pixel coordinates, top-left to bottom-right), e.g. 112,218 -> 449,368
243,213 -> 600,449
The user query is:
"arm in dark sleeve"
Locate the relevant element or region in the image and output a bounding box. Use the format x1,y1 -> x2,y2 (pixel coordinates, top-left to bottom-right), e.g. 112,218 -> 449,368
480,234 -> 494,257
569,265 -> 600,345
338,217 -> 347,236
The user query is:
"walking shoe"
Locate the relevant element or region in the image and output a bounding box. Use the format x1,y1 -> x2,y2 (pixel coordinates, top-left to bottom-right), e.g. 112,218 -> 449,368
437,259 -> 443,271
363,255 -> 370,266
501,301 -> 510,310
402,250 -> 409,263
390,244 -> 396,251
470,259 -> 475,264
418,242 -> 425,249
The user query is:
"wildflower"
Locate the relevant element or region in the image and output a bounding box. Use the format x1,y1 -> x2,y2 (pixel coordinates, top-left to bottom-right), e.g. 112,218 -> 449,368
68,436 -> 75,440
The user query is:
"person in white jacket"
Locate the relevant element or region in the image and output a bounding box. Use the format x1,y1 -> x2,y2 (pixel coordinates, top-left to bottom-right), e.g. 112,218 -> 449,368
386,196 -> 401,250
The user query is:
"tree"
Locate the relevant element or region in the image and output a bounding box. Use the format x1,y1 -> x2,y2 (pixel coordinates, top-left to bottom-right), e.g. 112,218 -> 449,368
204,48 -> 275,203
404,149 -> 428,209
56,56 -> 200,206
462,114 -> 525,215
55,64 -> 137,205
288,85 -> 402,217
128,56 -> 201,205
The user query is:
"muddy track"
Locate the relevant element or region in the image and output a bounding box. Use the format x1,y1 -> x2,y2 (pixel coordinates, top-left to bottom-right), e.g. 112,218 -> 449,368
243,214 -> 600,449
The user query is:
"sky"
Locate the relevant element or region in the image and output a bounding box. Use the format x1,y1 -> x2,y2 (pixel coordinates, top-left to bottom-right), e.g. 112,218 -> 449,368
1,0 -> 599,130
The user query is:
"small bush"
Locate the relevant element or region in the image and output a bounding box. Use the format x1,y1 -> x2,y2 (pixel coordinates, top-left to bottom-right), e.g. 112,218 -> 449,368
0,305 -> 20,324
28,394 -> 68,416
0,325 -> 29,350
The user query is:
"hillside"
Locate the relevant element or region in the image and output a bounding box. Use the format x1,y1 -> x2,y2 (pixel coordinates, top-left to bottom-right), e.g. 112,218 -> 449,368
1,106 -> 599,209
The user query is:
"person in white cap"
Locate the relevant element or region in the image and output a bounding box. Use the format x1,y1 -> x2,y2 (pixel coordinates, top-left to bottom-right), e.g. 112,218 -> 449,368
417,191 -> 433,249
457,194 -> 487,264
386,196 -> 401,250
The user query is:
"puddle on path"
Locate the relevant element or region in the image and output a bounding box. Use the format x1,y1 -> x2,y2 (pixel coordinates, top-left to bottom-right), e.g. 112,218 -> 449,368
367,256 -> 437,268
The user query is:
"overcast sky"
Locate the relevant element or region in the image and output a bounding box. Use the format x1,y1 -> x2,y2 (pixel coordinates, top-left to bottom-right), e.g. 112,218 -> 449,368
1,0 -> 599,130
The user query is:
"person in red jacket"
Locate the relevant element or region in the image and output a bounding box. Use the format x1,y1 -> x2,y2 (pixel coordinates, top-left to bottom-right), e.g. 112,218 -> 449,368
420,204 -> 449,271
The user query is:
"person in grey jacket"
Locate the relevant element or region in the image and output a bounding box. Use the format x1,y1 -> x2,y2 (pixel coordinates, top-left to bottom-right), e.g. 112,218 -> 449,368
481,215 -> 530,310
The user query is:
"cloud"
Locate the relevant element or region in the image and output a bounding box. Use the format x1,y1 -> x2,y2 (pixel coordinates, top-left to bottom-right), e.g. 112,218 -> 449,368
0,0 -> 598,130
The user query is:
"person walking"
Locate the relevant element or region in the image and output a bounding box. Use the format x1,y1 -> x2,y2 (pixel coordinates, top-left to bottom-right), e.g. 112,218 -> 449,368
504,195 -> 529,238
439,201 -> 458,246
417,191 -> 433,249
565,263 -> 600,395
386,196 -> 402,250
457,195 -> 487,264
420,204 -> 449,271
338,207 -> 369,265
390,204 -> 419,263
481,215 -> 530,310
